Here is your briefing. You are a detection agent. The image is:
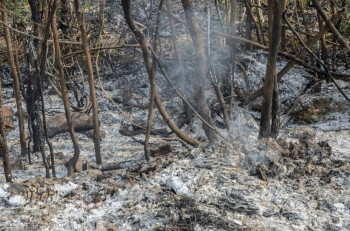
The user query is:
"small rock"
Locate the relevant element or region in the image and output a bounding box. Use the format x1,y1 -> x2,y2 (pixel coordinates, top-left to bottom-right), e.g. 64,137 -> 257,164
107,223 -> 118,231
82,129 -> 106,140
95,222 -> 107,231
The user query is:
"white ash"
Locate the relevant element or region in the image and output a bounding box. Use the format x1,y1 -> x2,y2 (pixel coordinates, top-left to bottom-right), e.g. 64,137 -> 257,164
0,51 -> 349,230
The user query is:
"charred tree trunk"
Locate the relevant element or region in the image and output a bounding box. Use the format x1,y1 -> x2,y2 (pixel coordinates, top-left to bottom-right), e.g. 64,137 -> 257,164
29,0 -> 60,178
259,0 -> 284,138
317,12 -> 329,69
97,0 -> 106,37
52,1 -> 80,176
165,0 -> 191,122
38,0 -> 60,178
27,0 -> 42,153
181,0 -> 217,141
74,0 -> 102,164
243,0 -> 261,44
255,0 -> 266,45
228,0 -> 238,104
244,0 -> 253,50
1,0 -> 26,158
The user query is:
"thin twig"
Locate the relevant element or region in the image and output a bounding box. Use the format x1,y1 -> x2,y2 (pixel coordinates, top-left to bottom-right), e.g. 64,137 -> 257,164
61,44 -> 140,60
0,20 -> 81,44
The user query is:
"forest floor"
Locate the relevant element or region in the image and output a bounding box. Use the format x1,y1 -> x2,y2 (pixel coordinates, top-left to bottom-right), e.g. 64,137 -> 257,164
0,49 -> 349,231
0,1 -> 350,230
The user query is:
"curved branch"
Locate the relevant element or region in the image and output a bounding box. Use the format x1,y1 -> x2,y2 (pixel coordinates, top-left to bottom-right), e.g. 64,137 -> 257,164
121,0 -> 200,147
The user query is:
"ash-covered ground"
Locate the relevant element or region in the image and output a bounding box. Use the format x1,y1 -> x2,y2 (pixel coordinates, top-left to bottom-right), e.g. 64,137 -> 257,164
0,49 -> 349,231
1,0 -> 350,229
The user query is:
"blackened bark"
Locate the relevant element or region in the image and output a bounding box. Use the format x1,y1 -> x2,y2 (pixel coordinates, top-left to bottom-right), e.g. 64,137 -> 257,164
60,0 -> 69,38
25,68 -> 41,152
181,0 -> 217,141
244,0 -> 253,50
27,0 -> 42,153
259,0 -> 284,138
28,0 -> 40,44
317,12 -> 329,69
270,73 -> 280,138
165,0 -> 191,121
38,0 -> 59,178
228,0 -> 238,104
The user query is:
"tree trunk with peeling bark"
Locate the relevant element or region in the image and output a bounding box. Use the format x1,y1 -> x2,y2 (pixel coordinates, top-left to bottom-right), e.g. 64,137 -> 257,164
228,0 -> 238,103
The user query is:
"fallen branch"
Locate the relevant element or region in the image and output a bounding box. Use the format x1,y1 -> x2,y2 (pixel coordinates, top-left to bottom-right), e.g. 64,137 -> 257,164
99,159 -> 143,172
119,127 -> 169,136
99,155 -> 174,173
